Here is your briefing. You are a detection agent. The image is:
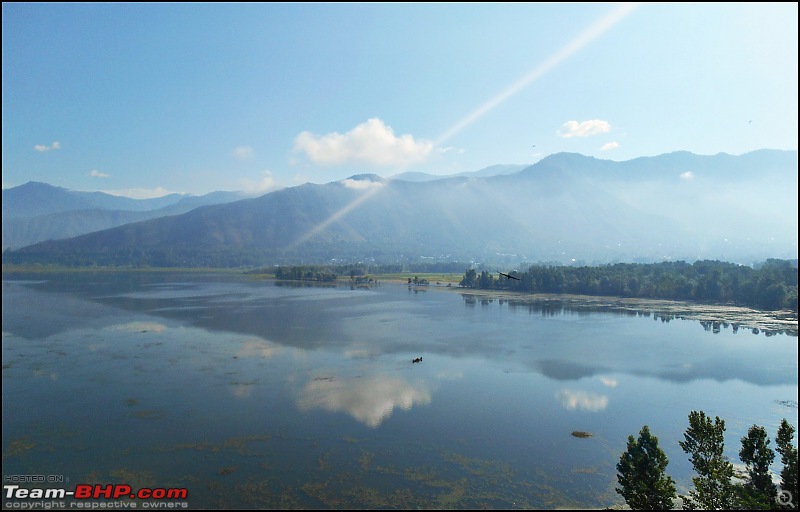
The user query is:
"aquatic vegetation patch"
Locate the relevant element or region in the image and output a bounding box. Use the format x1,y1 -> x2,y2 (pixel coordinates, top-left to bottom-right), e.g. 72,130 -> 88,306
317,449 -> 335,472
3,437 -> 36,458
358,449 -> 374,471
222,434 -> 272,455
133,409 -> 165,419
109,468 -> 156,490
160,441 -> 212,453
232,479 -> 304,509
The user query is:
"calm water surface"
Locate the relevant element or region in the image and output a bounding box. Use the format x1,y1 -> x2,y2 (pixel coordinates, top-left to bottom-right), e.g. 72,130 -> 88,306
2,272 -> 797,509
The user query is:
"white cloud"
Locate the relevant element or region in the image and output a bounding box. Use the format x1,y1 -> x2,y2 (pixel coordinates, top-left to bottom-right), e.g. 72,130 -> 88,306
232,146 -> 255,161
101,187 -> 174,199
680,171 -> 695,181
557,389 -> 609,412
239,170 -> 279,195
89,170 -> 110,178
341,178 -> 385,190
557,120 -> 611,138
600,141 -> 619,151
34,141 -> 61,152
600,377 -> 618,388
293,118 -> 434,167
292,172 -> 309,184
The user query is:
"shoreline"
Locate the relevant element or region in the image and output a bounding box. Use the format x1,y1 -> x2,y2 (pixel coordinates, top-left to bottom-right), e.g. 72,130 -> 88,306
447,286 -> 798,336
4,267 -> 796,336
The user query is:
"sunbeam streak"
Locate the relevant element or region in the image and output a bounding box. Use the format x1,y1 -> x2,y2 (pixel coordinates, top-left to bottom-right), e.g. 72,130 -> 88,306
289,183 -> 385,249
434,3 -> 640,146
290,4 -> 639,249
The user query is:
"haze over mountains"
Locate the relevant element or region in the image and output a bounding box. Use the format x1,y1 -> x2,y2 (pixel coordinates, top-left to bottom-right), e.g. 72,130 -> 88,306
3,150 -> 797,267
2,183 -> 247,250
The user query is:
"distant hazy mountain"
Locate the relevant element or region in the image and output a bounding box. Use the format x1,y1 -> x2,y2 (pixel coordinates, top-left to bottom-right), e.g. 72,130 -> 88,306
1,181 -> 187,219
390,164 -> 528,182
2,182 -> 246,250
4,150 -> 797,267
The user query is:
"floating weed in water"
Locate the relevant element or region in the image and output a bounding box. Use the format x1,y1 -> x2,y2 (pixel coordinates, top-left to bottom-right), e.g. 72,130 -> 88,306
441,451 -> 513,479
396,466 -> 442,485
299,482 -> 330,505
3,437 -> 37,458
342,436 -> 365,444
368,447 -> 540,508
109,468 -> 156,490
168,442 -> 213,452
135,434 -> 593,509
133,409 -> 164,419
232,480 -> 284,509
124,398 -> 139,407
161,434 -> 271,458
222,434 -> 271,456
344,486 -> 419,509
572,431 -> 593,438
358,449 -> 373,471
317,449 -> 336,472
431,479 -> 468,508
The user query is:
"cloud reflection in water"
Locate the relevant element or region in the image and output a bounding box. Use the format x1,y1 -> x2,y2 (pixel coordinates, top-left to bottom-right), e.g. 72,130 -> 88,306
556,389 -> 609,412
237,338 -> 282,359
106,321 -> 167,333
298,375 -> 432,427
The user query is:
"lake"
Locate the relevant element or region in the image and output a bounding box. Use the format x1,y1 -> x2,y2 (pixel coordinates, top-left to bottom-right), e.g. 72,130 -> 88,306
2,272 -> 797,509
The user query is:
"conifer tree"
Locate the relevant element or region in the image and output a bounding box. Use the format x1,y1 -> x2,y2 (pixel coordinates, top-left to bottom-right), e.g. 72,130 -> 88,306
679,411 -> 736,510
776,419 -> 799,507
738,424 -> 777,508
616,425 -> 677,510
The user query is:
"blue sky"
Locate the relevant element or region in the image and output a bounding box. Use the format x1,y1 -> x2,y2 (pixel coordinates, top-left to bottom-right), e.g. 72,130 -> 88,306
2,2 -> 797,198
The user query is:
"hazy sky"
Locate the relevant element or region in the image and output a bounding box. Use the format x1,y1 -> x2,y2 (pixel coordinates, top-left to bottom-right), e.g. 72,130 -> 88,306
2,2 -> 797,198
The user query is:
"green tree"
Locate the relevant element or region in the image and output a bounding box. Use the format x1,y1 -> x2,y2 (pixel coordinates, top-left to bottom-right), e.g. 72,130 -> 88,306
460,268 -> 477,288
738,424 -> 777,508
616,425 -> 677,509
679,411 -> 736,510
776,419 -> 799,505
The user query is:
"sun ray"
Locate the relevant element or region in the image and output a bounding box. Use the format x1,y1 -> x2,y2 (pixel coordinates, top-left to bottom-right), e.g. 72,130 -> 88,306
434,3 -> 640,146
289,183 -> 385,249
290,4 -> 639,250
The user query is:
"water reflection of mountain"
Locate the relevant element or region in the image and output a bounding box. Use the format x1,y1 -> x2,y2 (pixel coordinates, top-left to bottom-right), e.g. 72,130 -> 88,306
460,294 -> 798,337
4,274 -> 796,388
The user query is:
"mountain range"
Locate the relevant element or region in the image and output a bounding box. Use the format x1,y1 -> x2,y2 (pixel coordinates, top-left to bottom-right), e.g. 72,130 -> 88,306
3,150 -> 797,267
2,183 -> 246,250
